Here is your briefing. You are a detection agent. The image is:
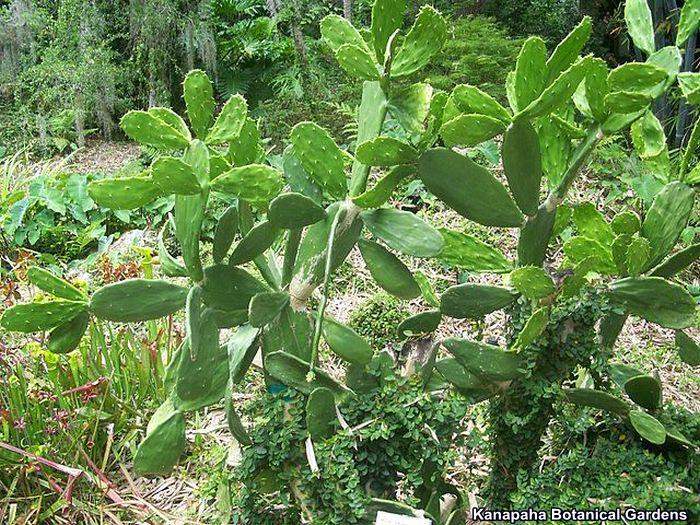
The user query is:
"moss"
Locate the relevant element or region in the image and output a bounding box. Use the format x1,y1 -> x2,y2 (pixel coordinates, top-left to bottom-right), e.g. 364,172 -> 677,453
349,292 -> 408,351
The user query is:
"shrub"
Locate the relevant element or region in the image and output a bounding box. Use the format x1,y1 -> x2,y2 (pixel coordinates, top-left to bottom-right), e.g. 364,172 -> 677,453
349,292 -> 407,351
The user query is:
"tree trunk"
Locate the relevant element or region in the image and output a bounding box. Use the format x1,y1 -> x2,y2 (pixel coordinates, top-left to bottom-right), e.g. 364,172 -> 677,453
343,0 -> 352,22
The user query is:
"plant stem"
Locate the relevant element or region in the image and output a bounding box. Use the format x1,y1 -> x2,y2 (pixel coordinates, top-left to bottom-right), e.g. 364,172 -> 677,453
282,228 -> 302,287
309,206 -> 345,373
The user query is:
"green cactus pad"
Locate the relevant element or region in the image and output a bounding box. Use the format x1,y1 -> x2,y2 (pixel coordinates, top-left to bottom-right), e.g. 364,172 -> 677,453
158,221 -> 188,277
290,122 -> 348,199
440,284 -> 518,319
563,388 -> 630,416
174,193 -> 205,281
518,205 -> 556,266
573,203 -> 615,245
355,137 -> 419,166
391,6 -> 447,77
201,264 -> 267,313
350,81 -> 388,197
27,267 -> 85,302
248,292 -> 290,328
419,148 -> 524,227
625,236 -> 651,276
516,57 -> 591,121
609,363 -> 644,388
306,387 -> 338,440
186,286 -> 204,358
388,83 -> 433,135
148,107 -> 191,140
321,14 -> 368,54
212,205 -> 239,263
90,279 -> 187,322
584,58 -> 610,123
266,350 -> 351,396
675,330 -> 700,366
46,311 -> 89,354
560,255 -> 599,298
205,94 -> 247,145
88,174 -> 160,210
228,117 -> 265,166
651,243 -> 700,278
183,69 -> 215,139
438,229 -> 511,273
608,63 -> 667,95
370,0 -> 406,61
607,276 -> 696,329
268,192 -> 327,229
352,165 -> 413,209
624,374 -> 662,410
435,358 -> 495,400
211,155 -> 233,180
510,266 -> 556,300
336,43 -> 380,80
604,91 -> 651,113
443,338 -> 523,382
228,324 -> 260,385
226,390 -> 251,446
397,310 -> 441,339
546,16 -> 592,84
449,84 -> 511,123
512,306 -> 549,351
676,0 -> 700,46
624,0 -> 655,56
440,114 -> 506,148
322,318 -> 374,365
502,120 -> 543,216
514,36 -> 547,110
229,220 -> 279,266
564,236 -> 616,274
133,400 -> 186,477
360,208 -> 443,257
211,164 -> 284,209
151,157 -> 200,195
1,300 -> 86,333
629,409 -> 666,445
611,211 -> 641,235
641,182 -> 695,267
120,110 -> 190,150
631,111 -> 665,160
678,73 -> 700,105
358,239 -> 421,299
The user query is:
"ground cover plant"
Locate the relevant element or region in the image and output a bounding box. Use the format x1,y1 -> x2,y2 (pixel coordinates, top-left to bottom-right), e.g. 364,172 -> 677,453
0,0 -> 698,522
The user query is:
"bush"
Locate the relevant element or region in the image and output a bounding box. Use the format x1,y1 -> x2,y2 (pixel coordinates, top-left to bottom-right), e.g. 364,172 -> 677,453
484,0 -> 582,44
349,292 -> 408,351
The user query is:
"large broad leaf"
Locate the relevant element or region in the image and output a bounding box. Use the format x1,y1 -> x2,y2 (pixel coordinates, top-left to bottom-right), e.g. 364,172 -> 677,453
440,284 -> 518,319
678,73 -> 700,105
268,192 -> 327,229
419,148 -> 523,227
631,111 -> 666,159
228,324 -> 261,385
513,36 -> 547,110
448,84 -> 511,123
47,311 -> 90,354
352,165 -> 414,209
546,16 -> 592,83
443,338 -> 523,382
607,277 -> 696,329
518,205 -> 556,266
206,95 -> 247,145
625,0 -> 655,56
90,280 -> 187,322
435,358 -> 495,401
509,266 -> 555,300
229,221 -> 279,266
573,202 -> 615,245
438,229 -> 511,273
397,310 -> 442,339
88,175 -> 160,210
321,14 -> 368,54
640,182 -> 695,267
358,239 -> 421,299
336,44 -> 381,80
213,205 -> 238,263
360,208 -> 443,257
120,111 -> 190,151
502,120 -> 543,216
650,243 -> 700,278
210,164 -> 284,209
388,83 -> 433,135
151,157 -> 200,195
249,292 -> 290,328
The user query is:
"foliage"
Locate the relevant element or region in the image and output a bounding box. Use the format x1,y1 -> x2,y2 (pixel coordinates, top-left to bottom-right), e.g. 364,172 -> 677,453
349,292 -> 407,351
484,0 -> 583,44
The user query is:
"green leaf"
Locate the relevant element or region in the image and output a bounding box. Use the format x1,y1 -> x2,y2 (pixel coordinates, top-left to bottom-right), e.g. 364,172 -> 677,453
641,182 -> 696,266
134,400 -> 186,476
438,229 -> 511,273
201,264 -> 267,313
88,175 -> 160,210
677,72 -> 700,105
228,325 -> 260,384
514,36 -> 548,110
268,192 -> 327,229
440,114 -> 506,148
443,338 -> 523,382
419,148 -> 524,227
563,237 -> 616,274
611,210 -> 641,235
397,310 -> 441,339
228,118 -> 265,166
564,388 -> 630,416
371,0 -> 406,61
604,91 -> 651,113
229,221 -> 279,266
502,120 -> 543,216
213,205 -> 238,263
151,157 -> 200,195
512,307 -> 549,350
624,374 -> 662,410
358,239 -> 420,299
290,122 -> 347,199
352,165 -> 413,209
211,164 -> 284,209
675,330 -> 700,366
148,107 -> 191,140
183,69 -> 215,139
355,137 -> 419,166
266,351 -> 351,396
546,16 -> 592,84
676,0 -> 700,47
391,6 -> 447,77
27,267 -> 85,301
249,292 -> 290,328
573,202 -> 615,245
625,0 -> 655,56
321,14 -> 368,54
607,63 -> 667,94
518,205 -> 556,266
440,284 -> 518,319
449,84 -> 511,123
336,44 -> 380,80
650,243 -> 700,278
625,236 -> 651,276
388,83 -> 433,135
360,208 -> 443,257
306,387 -> 338,440
90,279 -> 188,322
629,409 -> 666,445
322,318 -> 374,365
435,358 -> 495,400
1,301 -> 86,333
510,266 -> 556,300
120,111 -> 190,150
47,311 -> 89,354
158,220 -> 188,277
584,57 -> 610,122
206,95 -> 247,145
608,276 -> 696,329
